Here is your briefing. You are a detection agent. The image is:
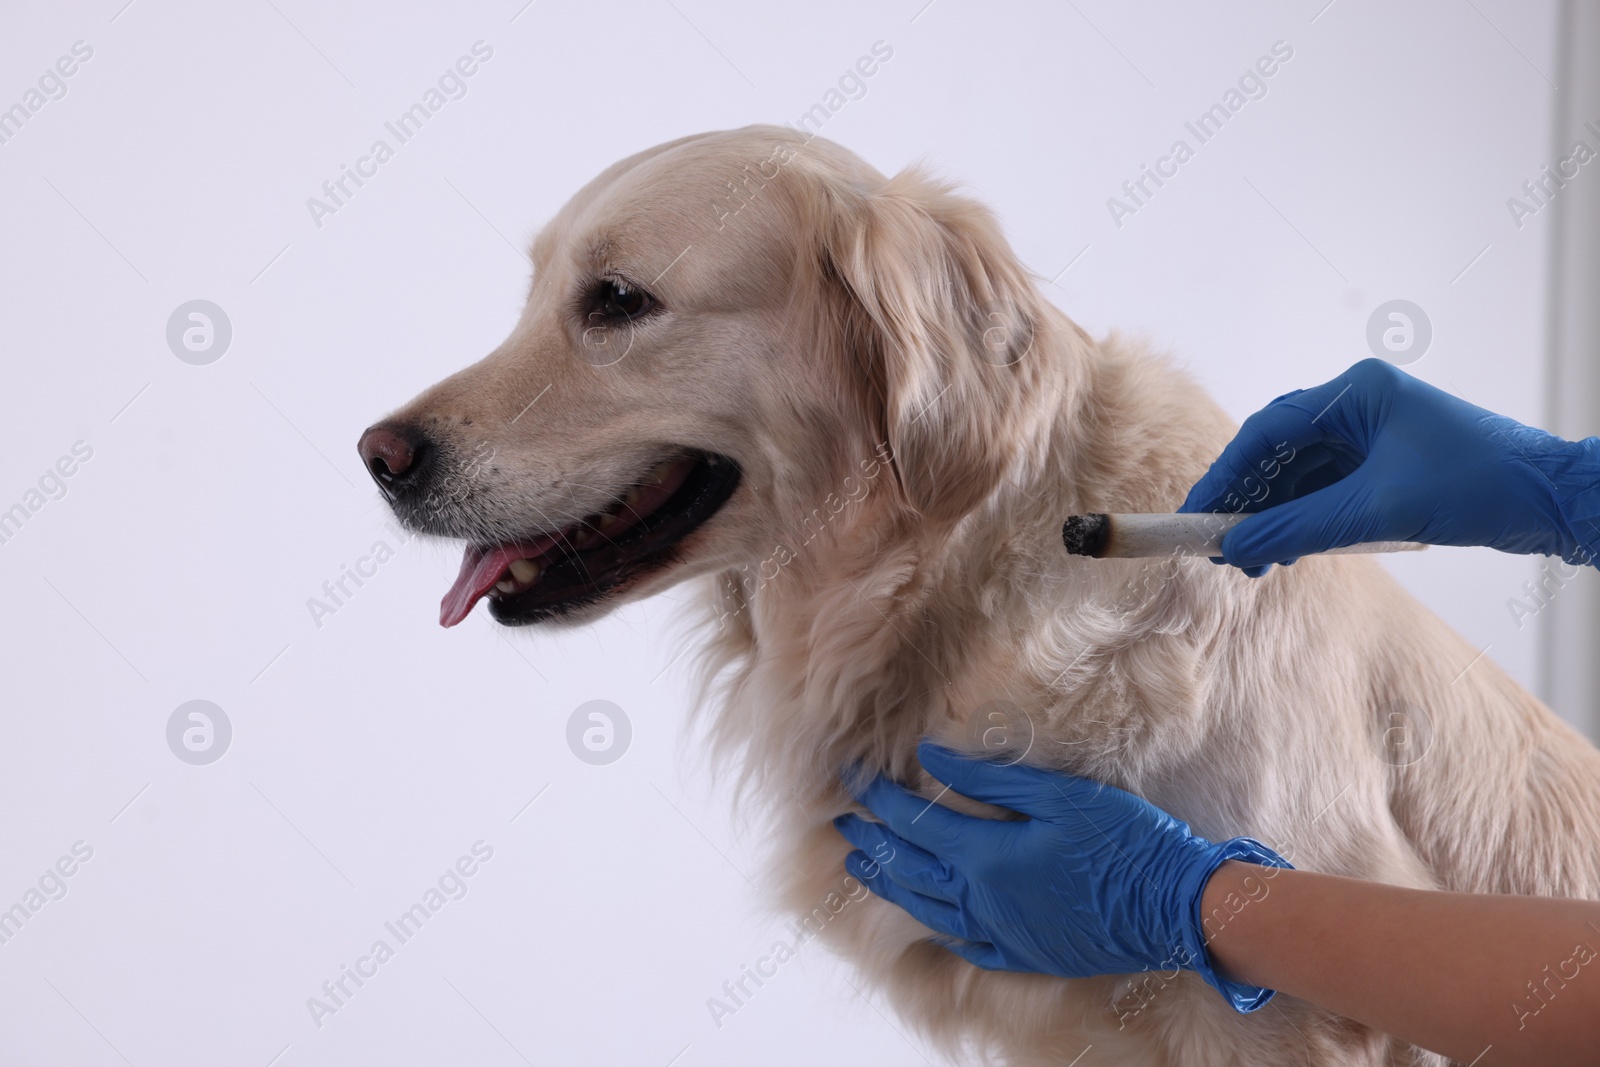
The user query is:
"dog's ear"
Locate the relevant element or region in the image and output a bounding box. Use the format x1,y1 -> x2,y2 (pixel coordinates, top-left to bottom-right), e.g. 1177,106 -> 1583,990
817,167 -> 1043,523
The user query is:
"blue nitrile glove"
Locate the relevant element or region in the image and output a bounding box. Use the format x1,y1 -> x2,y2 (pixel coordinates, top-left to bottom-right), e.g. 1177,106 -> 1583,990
1178,358 -> 1600,575
835,742 -> 1292,1013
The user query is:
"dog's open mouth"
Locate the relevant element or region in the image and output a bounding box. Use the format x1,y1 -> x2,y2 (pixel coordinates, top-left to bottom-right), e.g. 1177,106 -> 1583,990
439,450 -> 741,628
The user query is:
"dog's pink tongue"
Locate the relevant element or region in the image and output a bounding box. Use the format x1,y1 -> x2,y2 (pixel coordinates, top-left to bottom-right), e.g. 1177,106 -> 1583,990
439,537 -> 559,628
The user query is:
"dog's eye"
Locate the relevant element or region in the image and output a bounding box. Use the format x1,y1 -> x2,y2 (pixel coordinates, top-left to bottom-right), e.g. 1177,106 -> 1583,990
594,279 -> 653,320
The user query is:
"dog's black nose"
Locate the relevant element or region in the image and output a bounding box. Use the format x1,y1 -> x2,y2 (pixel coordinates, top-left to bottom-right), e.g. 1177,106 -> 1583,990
358,423 -> 428,496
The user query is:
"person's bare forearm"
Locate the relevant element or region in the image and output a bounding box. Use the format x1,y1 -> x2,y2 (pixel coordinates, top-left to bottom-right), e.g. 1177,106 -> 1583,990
1200,861 -> 1600,1065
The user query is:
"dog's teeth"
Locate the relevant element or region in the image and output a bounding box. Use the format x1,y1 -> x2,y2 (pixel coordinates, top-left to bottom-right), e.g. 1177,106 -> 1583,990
649,460 -> 677,482
622,487 -> 643,511
509,558 -> 540,583
495,579 -> 517,595
597,511 -> 622,531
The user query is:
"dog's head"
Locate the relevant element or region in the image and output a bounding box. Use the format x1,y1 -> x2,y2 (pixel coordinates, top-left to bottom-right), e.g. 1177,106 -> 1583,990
358,126 -> 1052,628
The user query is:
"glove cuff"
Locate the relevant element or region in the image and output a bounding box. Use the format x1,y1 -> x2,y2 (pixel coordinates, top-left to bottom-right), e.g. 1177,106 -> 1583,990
1528,435 -> 1600,569
1173,837 -> 1294,1014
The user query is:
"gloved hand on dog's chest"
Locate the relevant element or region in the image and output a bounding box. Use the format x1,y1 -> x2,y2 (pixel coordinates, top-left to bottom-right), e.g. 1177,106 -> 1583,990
1179,357 -> 1600,575
835,742 -> 1292,1013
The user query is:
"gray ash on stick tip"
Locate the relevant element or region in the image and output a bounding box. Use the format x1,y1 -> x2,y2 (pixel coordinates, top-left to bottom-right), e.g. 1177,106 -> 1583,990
1061,513 -> 1111,558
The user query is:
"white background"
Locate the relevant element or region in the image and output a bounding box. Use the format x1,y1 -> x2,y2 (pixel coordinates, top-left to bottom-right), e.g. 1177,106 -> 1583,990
0,1 -> 1580,1064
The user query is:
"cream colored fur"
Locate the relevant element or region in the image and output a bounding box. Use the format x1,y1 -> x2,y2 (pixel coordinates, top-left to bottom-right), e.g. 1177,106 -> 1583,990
379,125 -> 1600,1066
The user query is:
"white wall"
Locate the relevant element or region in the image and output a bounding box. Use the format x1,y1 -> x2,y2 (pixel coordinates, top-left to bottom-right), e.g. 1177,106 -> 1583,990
1540,0 -> 1600,741
0,1 -> 1567,1064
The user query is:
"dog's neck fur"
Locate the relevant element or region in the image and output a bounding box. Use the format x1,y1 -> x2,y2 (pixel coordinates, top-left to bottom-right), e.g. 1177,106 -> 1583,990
695,314 -> 1248,821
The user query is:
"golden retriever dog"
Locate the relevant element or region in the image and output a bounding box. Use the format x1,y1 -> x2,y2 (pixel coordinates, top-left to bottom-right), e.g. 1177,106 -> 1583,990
357,125 -> 1600,1066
